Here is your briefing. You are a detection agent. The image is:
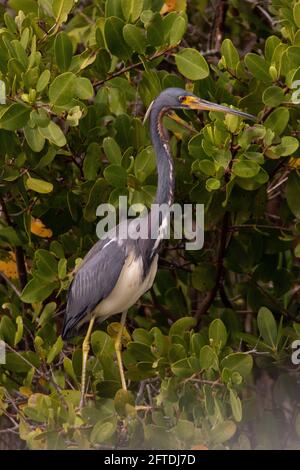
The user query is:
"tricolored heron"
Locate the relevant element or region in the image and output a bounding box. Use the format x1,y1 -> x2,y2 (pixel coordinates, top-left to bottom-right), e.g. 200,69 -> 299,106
62,88 -> 254,407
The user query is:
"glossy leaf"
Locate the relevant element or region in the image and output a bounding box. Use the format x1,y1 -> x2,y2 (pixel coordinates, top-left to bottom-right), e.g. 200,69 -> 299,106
54,32 -> 73,72
175,48 -> 209,80
0,103 -> 30,130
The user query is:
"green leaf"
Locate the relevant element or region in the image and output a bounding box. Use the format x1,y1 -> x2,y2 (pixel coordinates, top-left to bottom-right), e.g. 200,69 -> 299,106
38,121 -> 67,147
104,164 -> 127,187
169,317 -> 196,336
47,336 -> 63,363
211,420 -> 236,444
230,389 -> 242,422
200,345 -> 219,370
0,226 -> 22,246
105,0 -> 124,18
206,177 -> 221,191
103,137 -> 122,164
48,72 -> 76,106
209,319 -> 227,349
221,38 -> 239,71
0,315 -> 16,345
5,351 -> 39,373
134,146 -> 156,182
257,306 -> 277,348
221,353 -> 253,378
9,0 -> 38,14
31,109 -> 51,129
63,357 -> 77,382
286,171 -> 300,218
26,177 -> 53,194
265,35 -> 281,62
169,343 -> 187,362
196,159 -> 215,176
75,77 -> 94,100
58,258 -> 67,279
0,103 -> 30,130
175,419 -> 195,443
168,14 -> 186,46
94,48 -> 111,78
14,316 -> 23,347
294,2 -> 300,28
232,160 -> 260,178
90,421 -> 116,444
121,0 -> 144,22
91,330 -> 115,357
54,32 -> 73,72
171,357 -> 194,378
123,24 -> 147,55
52,0 -> 74,25
104,17 -> 132,60
192,263 -> 216,292
114,389 -> 135,416
83,142 -> 102,180
244,53 -> 271,82
36,70 -> 51,93
262,86 -> 285,107
84,178 -> 108,222
21,278 -> 57,303
238,125 -> 266,149
126,342 -> 155,362
175,48 -> 209,80
147,13 -> 164,47
24,125 -> 45,152
272,136 -> 299,157
264,107 -> 289,136
35,249 -> 58,281
0,80 -> 6,104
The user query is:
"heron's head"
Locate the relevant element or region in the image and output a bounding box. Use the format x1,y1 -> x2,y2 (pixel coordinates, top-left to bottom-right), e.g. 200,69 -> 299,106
148,87 -> 255,121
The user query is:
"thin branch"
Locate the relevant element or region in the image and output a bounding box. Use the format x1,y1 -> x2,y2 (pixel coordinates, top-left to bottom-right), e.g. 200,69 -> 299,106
93,46 -> 177,88
15,247 -> 27,290
230,224 -> 293,232
267,175 -> 289,194
248,276 -> 300,324
5,343 -> 43,377
246,0 -> 275,27
209,0 -> 229,52
0,272 -> 22,298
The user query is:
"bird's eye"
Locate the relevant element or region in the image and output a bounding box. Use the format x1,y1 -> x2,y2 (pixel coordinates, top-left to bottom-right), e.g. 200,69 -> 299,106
178,96 -> 185,103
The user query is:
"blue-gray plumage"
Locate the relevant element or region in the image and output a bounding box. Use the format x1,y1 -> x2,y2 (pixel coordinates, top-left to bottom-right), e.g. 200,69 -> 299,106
61,88 -> 254,403
62,88 -> 254,340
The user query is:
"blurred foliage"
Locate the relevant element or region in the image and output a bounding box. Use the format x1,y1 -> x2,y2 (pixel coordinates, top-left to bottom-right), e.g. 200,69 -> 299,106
0,0 -> 300,450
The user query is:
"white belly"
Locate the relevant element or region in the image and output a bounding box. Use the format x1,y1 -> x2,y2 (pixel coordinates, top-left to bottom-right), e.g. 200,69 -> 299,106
93,252 -> 158,319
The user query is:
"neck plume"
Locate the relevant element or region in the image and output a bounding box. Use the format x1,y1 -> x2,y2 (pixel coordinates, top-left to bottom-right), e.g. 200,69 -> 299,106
150,106 -> 175,206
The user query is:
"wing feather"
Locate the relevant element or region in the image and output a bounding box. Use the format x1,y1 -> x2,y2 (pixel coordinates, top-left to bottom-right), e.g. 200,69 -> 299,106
62,238 -> 126,339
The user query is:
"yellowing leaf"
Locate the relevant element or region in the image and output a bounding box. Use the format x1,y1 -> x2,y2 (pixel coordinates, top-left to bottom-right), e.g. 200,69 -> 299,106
160,0 -> 186,15
0,251 -> 18,279
288,157 -> 300,168
107,322 -> 131,345
30,218 -> 53,238
26,177 -> 53,194
19,386 -> 33,397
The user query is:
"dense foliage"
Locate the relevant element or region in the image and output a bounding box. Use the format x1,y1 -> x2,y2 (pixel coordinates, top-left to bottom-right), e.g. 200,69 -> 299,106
0,0 -> 300,450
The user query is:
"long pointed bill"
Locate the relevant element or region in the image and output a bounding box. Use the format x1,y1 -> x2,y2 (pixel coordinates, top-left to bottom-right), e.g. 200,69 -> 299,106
182,96 -> 255,121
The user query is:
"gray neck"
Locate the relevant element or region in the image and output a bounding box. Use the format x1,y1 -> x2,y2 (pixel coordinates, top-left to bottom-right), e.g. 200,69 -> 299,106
150,107 -> 175,206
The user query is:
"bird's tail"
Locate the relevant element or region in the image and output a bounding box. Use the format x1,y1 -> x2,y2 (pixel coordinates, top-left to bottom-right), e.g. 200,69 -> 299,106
61,313 -> 81,340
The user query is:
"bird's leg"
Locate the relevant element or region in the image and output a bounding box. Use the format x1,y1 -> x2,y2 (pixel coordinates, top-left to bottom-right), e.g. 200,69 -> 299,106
115,310 -> 127,390
80,316 -> 95,409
